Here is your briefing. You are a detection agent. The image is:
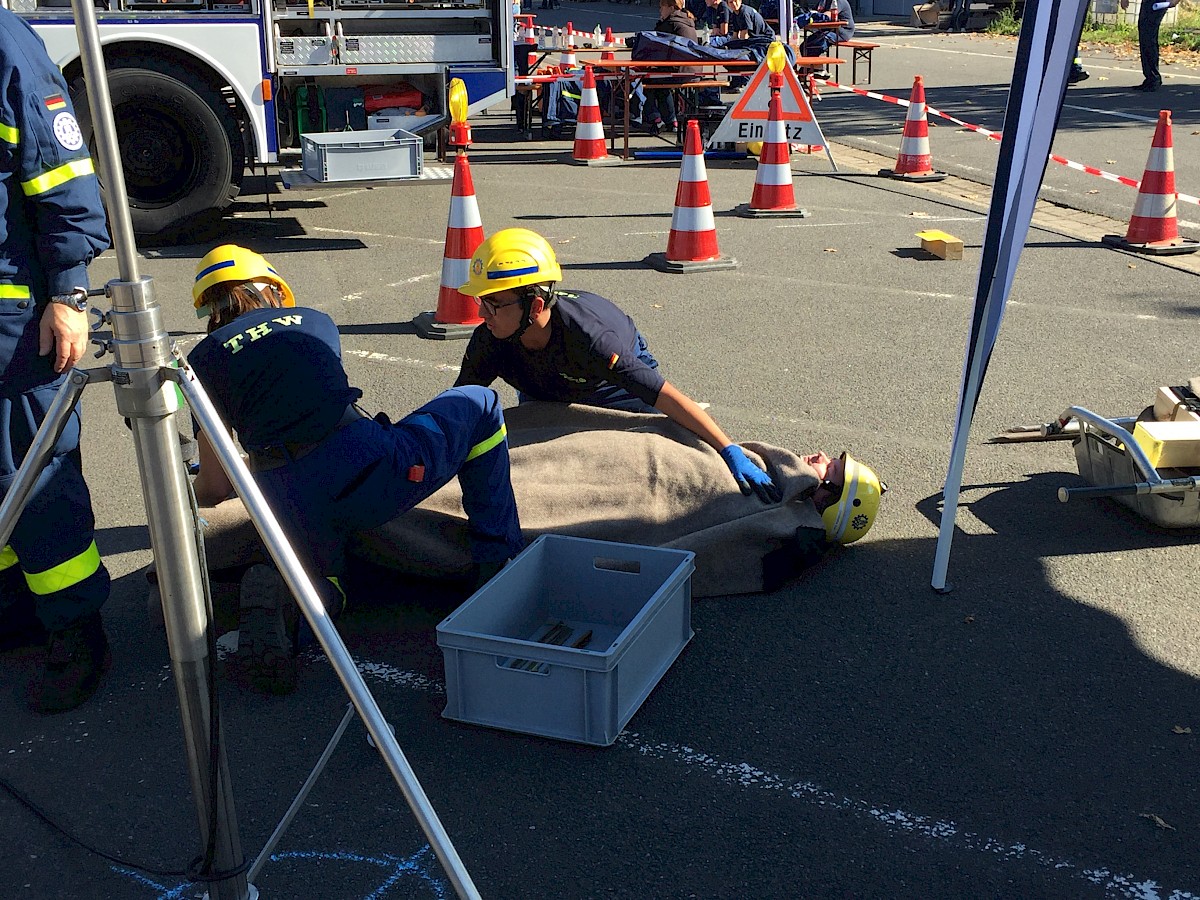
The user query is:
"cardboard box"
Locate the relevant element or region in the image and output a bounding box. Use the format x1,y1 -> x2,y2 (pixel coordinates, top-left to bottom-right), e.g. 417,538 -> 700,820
1152,385 -> 1200,423
1132,420 -> 1200,469
911,2 -> 940,27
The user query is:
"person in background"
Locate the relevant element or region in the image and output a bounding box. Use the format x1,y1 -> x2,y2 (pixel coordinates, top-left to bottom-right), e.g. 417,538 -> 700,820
1122,0 -> 1177,91
727,0 -> 774,39
455,228 -> 783,505
700,0 -> 732,37
0,8 -> 113,714
644,0 -> 698,135
800,0 -> 854,57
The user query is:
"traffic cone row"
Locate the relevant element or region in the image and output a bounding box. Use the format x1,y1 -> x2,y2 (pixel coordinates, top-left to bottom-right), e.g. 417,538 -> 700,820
572,66 -> 620,166
1104,110 -> 1198,256
736,81 -> 807,218
414,151 -> 484,340
645,120 -> 738,273
880,75 -> 946,182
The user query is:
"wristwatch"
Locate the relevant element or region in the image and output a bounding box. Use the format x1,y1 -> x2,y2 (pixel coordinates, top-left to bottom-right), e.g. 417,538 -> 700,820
48,287 -> 89,313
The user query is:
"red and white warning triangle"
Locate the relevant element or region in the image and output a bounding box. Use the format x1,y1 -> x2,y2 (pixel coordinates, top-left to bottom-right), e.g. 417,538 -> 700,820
707,58 -> 827,148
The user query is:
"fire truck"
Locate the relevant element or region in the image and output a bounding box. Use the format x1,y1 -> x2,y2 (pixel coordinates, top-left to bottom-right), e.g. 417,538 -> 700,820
6,0 -> 514,237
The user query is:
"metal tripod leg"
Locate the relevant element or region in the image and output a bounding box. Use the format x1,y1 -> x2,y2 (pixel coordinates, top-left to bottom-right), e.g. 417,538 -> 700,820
0,371 -> 89,548
175,362 -> 482,900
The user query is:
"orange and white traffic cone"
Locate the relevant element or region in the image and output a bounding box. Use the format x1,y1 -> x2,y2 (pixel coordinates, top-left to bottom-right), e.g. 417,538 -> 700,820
736,82 -> 807,218
414,152 -> 485,340
879,75 -> 946,182
604,27 -> 615,47
645,119 -> 738,273
572,66 -> 620,166
1103,110 -> 1199,256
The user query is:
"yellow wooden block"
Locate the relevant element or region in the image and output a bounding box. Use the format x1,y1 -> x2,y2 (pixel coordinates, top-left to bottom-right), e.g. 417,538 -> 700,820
1132,419 -> 1200,468
915,229 -> 964,260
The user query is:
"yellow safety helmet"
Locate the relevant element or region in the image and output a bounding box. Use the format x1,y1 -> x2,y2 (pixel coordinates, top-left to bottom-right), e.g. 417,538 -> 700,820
822,453 -> 886,545
459,228 -> 562,299
192,244 -> 295,318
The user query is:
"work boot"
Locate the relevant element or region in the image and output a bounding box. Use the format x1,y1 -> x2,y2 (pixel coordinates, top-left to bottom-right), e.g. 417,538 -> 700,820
236,565 -> 298,696
31,612 -> 111,714
1067,67 -> 1089,84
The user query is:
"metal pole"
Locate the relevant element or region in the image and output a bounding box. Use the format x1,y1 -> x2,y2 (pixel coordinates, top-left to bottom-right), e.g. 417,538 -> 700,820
176,364 -> 482,900
68,3 -> 249,897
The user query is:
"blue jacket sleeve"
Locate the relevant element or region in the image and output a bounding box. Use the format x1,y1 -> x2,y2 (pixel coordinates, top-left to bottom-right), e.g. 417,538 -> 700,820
8,27 -> 110,294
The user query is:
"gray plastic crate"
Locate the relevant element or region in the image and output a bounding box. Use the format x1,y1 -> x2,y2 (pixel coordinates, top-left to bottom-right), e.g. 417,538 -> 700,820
437,535 -> 695,746
300,128 -> 422,183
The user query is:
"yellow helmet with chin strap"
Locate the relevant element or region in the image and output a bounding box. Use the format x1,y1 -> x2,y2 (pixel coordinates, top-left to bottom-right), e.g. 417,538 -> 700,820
193,244 -> 295,318
459,228 -> 562,298
822,453 -> 886,545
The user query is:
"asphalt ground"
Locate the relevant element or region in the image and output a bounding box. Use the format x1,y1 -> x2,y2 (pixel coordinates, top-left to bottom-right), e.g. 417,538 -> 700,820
2,24 -> 1200,900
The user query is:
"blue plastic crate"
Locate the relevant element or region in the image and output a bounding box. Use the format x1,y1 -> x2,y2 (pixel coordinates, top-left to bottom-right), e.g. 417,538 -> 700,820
436,535 -> 695,746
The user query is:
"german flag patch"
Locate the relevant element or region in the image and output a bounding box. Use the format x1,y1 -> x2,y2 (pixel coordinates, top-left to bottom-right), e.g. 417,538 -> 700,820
607,352 -> 619,369
44,93 -> 67,111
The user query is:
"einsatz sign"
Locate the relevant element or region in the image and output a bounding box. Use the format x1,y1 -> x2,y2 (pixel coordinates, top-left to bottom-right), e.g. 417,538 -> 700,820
707,58 -> 828,149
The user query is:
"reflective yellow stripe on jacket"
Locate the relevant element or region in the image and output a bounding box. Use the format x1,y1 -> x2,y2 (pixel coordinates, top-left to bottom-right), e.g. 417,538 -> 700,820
25,541 -> 102,595
21,158 -> 96,198
465,423 -> 507,462
0,285 -> 32,300
0,545 -> 17,572
0,122 -> 17,145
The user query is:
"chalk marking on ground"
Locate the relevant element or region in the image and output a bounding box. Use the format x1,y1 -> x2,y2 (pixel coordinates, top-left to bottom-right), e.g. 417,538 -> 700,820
333,656 -> 1200,900
387,272 -> 440,287
312,226 -> 443,245
343,348 -> 461,374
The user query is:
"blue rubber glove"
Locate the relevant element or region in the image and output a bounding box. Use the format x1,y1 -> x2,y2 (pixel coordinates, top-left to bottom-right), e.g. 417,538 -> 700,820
719,445 -> 783,504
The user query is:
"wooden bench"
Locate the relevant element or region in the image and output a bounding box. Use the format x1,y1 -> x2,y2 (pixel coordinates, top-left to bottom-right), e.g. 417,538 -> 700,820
830,39 -> 880,84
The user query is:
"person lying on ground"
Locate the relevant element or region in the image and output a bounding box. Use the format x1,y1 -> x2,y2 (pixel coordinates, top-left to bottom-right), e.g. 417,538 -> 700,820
186,245 -> 524,694
183,403 -> 886,607
453,228 -> 783,504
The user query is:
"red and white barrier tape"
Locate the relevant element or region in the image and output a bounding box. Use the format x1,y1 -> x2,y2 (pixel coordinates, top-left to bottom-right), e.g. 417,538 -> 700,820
814,77 -> 1200,207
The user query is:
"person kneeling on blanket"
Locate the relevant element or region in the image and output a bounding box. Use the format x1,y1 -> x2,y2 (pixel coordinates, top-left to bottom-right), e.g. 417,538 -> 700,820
456,227 -> 784,504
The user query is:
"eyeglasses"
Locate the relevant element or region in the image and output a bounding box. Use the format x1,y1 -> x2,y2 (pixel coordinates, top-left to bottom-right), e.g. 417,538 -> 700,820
812,477 -> 844,513
477,295 -> 523,317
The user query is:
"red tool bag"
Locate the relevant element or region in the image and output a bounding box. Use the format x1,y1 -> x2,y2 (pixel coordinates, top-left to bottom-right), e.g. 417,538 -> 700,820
363,83 -> 424,113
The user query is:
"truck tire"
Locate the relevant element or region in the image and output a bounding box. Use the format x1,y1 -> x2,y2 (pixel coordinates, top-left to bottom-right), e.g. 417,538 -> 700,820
71,66 -> 242,239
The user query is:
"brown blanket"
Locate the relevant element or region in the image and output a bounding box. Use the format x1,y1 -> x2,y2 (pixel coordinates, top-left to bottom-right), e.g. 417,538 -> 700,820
195,403 -> 828,598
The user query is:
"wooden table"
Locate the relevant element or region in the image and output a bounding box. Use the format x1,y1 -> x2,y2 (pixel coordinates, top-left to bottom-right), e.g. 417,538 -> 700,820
589,58 -> 759,159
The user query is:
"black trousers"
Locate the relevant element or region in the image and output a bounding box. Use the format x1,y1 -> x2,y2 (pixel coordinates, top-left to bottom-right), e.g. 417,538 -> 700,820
1137,3 -> 1168,85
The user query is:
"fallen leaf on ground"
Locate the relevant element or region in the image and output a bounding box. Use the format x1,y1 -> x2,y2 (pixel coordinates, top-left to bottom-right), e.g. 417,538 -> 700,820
1106,159 -> 1117,164
909,211 -> 931,217
1129,264 -> 1137,269
963,615 -> 975,624
651,303 -> 663,309
1172,725 -> 1192,734
823,247 -> 838,253
1087,190 -> 1099,194
1141,813 -> 1176,831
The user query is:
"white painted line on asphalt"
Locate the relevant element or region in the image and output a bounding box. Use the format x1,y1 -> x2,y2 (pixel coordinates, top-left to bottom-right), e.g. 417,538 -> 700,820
1063,104 -> 1157,124
775,221 -> 870,229
341,655 -> 1200,900
625,230 -> 671,236
344,348 -> 461,374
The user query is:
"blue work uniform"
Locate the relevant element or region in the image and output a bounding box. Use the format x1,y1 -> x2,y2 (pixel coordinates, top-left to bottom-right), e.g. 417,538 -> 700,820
729,4 -> 773,37
189,307 -> 523,575
0,10 -> 111,632
802,0 -> 854,55
455,290 -> 666,414
700,1 -> 733,33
